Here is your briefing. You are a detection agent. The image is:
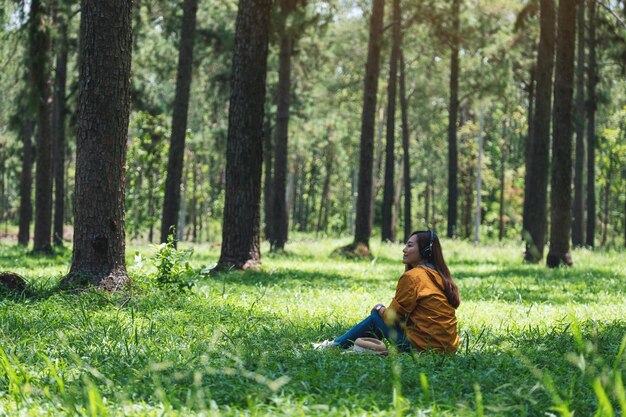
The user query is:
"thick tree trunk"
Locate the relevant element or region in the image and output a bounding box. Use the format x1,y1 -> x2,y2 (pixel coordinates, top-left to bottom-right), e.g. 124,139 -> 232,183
63,0 -> 133,289
30,0 -> 54,254
217,0 -> 272,270
161,0 -> 198,245
522,0 -> 555,262
547,0 -> 576,268
381,0 -> 401,243
18,119 -> 34,246
572,0 -> 586,247
53,18 -> 68,247
351,0 -> 385,252
447,0 -> 460,239
399,51 -> 411,243
270,28 -> 293,251
585,0 -> 597,248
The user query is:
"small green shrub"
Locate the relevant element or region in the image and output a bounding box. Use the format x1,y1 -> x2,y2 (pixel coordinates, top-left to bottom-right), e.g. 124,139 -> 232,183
135,234 -> 198,291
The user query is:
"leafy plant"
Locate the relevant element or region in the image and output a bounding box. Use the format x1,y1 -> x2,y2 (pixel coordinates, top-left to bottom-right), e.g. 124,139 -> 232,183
149,234 -> 197,291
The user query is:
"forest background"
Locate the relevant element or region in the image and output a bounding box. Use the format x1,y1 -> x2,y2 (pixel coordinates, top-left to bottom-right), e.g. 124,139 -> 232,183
0,0 -> 624,257
0,1 -> 625,415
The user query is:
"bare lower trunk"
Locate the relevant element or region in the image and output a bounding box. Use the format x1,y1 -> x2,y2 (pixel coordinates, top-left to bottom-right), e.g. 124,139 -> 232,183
217,0 -> 272,270
522,0 -> 556,262
30,0 -> 54,254
547,0 -> 576,268
161,0 -> 198,245
18,119 -> 34,246
585,0 -> 597,248
399,51 -> 411,242
572,0 -> 586,247
64,0 -> 133,289
381,0 -> 401,243
270,30 -> 293,251
352,0 -> 385,251
53,18 -> 69,247
447,0 -> 460,239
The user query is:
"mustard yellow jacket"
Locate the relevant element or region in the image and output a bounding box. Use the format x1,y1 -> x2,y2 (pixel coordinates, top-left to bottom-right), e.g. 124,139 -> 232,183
381,266 -> 459,352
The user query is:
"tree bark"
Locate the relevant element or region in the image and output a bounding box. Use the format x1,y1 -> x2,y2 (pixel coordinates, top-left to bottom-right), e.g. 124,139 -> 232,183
351,0 -> 385,252
474,105 -> 484,244
447,0 -> 460,239
498,120 -> 508,242
381,0 -> 401,243
270,25 -> 293,250
263,117 -> 273,241
63,0 -> 133,289
399,51 -> 411,243
161,0 -> 198,245
317,140 -> 334,235
53,16 -> 69,247
217,0 -> 272,270
585,0 -> 597,248
522,0 -> 555,262
29,0 -> 54,254
18,119 -> 34,246
572,0 -> 586,247
547,0 -> 576,268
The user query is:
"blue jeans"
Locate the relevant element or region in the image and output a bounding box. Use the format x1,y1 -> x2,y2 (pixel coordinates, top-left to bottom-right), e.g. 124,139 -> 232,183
333,311 -> 412,352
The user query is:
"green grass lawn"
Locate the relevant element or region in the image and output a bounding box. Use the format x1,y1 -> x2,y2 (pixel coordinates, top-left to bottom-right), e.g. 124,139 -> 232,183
0,237 -> 625,416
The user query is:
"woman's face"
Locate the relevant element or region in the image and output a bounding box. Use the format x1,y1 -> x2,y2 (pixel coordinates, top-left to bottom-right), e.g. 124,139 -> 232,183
402,234 -> 423,267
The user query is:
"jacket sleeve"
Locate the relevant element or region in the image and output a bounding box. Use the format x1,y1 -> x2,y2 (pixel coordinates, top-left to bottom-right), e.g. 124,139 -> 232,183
381,273 -> 419,325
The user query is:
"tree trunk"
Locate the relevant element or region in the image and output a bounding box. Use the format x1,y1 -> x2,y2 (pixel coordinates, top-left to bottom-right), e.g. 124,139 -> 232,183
217,0 -> 272,270
522,0 -> 555,262
352,0 -> 385,252
381,0 -> 401,243
63,0 -> 133,289
192,158 -> 199,242
18,119 -> 34,246
547,0 -> 576,268
498,120 -> 508,242
572,0 -> 586,247
585,0 -> 597,248
474,105 -> 484,244
263,117 -> 273,241
424,177 -> 430,227
317,141 -> 334,235
600,162 -> 610,246
161,0 -> 198,245
53,16 -> 69,247
370,105 -> 385,233
270,26 -> 293,251
399,51 -> 411,243
177,152 -> 188,241
447,0 -> 460,239
30,0 -> 54,254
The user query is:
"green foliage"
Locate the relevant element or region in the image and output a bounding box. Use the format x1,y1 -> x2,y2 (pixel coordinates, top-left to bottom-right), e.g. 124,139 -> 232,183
1,238 -> 625,415
132,234 -> 198,292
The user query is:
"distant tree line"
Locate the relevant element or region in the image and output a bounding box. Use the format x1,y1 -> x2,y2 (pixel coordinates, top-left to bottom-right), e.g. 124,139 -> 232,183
0,0 -> 624,286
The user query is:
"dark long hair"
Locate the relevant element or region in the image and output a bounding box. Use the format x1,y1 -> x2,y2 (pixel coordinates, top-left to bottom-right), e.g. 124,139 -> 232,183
411,230 -> 461,308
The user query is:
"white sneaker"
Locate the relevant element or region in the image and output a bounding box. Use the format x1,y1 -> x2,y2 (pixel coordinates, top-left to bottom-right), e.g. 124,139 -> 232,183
312,339 -> 338,350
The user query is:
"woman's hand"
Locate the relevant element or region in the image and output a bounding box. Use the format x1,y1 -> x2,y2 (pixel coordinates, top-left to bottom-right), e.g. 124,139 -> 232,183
372,303 -> 386,316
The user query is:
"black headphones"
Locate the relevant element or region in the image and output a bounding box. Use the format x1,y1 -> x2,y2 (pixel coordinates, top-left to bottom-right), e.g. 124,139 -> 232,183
420,230 -> 435,259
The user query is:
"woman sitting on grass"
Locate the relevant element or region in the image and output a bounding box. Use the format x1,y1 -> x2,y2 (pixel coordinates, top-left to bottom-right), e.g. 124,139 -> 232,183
314,230 -> 460,353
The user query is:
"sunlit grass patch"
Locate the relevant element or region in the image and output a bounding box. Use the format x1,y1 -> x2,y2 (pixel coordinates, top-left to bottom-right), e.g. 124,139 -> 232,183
0,238 -> 624,416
